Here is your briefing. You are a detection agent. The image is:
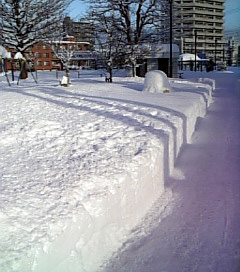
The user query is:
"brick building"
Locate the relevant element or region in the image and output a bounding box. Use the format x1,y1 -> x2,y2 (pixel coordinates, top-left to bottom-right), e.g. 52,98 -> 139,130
5,37 -> 92,71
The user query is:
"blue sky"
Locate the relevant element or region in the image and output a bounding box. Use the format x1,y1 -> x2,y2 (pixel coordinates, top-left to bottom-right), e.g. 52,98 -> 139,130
224,0 -> 240,32
67,0 -> 240,33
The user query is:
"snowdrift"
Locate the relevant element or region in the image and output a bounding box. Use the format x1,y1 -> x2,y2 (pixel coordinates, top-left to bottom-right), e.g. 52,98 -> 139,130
0,71 -> 214,272
143,70 -> 172,93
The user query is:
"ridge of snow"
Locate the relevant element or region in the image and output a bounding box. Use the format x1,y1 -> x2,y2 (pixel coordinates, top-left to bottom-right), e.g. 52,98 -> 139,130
0,70 -> 214,272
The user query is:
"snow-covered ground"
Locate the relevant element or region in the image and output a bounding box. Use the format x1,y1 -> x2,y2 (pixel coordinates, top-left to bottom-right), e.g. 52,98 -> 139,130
102,68 -> 240,272
0,68 -> 239,272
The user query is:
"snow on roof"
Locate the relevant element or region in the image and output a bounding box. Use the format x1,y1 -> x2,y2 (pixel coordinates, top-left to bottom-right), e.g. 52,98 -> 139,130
14,52 -> 25,60
156,44 -> 179,53
148,43 -> 179,58
178,53 -> 202,61
53,41 -> 91,45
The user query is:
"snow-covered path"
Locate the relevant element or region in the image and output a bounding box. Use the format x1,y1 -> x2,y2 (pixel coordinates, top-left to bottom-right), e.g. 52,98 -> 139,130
103,72 -> 240,272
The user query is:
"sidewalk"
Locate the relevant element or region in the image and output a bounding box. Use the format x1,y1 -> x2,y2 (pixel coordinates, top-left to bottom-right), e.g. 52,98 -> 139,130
103,71 -> 240,272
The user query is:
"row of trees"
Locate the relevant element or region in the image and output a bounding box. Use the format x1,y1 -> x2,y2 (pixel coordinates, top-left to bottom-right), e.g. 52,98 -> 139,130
83,0 -> 172,76
1,0 -> 74,78
0,0 -> 179,77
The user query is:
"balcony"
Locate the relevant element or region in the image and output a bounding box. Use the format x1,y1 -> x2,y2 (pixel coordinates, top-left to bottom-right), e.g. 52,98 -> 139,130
194,2 -> 224,10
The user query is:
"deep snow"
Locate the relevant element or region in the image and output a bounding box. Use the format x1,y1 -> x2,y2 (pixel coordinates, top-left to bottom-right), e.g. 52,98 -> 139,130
0,68 -> 239,272
102,69 -> 240,272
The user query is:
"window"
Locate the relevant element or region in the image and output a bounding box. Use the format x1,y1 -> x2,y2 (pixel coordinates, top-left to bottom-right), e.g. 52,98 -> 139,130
44,61 -> 50,66
42,53 -> 49,58
35,52 -> 42,58
37,61 -> 42,66
52,61 -> 60,66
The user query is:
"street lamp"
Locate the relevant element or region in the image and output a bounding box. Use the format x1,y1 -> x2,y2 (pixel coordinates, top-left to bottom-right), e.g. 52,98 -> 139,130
169,0 -> 173,78
215,39 -> 217,68
194,29 -> 197,72
169,0 -> 173,77
106,59 -> 112,83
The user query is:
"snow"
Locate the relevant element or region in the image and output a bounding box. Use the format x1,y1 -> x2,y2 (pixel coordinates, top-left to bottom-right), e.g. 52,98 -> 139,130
102,67 -> 240,272
0,45 -> 8,58
179,53 -> 202,61
143,70 -> 172,93
0,68 -> 239,272
14,52 -> 25,59
155,43 -> 179,53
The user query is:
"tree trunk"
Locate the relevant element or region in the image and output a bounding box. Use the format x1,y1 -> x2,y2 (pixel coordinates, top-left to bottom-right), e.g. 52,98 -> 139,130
20,61 -> 28,79
132,63 -> 136,77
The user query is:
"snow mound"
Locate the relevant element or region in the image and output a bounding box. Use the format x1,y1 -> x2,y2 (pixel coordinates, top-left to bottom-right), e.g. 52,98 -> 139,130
143,70 -> 172,93
0,71 -> 214,272
0,45 -> 8,58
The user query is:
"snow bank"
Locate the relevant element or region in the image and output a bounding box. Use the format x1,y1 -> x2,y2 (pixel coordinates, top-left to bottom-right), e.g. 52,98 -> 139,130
0,72 -> 214,272
143,70 -> 172,93
0,45 -> 8,58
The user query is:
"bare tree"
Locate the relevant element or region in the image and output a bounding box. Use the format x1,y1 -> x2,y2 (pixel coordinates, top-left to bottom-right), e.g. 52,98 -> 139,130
1,0 -> 73,54
1,0 -> 73,79
83,0 -> 164,76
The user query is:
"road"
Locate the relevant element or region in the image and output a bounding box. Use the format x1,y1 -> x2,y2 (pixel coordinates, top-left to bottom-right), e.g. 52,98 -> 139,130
103,71 -> 240,272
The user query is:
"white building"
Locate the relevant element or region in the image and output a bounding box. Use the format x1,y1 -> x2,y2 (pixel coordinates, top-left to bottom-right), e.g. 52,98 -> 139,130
137,44 -> 179,77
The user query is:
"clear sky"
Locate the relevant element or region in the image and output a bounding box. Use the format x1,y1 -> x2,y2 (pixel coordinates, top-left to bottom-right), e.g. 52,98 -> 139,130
67,0 -> 240,35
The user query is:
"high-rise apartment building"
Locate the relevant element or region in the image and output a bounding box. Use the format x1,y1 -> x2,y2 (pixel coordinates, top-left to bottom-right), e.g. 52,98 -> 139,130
174,0 -> 226,62
63,17 -> 95,45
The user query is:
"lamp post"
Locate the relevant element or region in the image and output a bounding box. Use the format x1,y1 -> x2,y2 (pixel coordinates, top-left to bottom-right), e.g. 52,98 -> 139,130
194,29 -> 197,72
215,38 -> 217,69
106,59 -> 112,83
0,0 -> 3,45
169,0 -> 173,78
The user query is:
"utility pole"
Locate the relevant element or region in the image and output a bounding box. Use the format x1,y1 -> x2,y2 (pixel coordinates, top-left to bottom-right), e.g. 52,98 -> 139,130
215,39 -> 217,68
194,29 -> 197,72
0,0 -> 3,45
169,0 -> 173,78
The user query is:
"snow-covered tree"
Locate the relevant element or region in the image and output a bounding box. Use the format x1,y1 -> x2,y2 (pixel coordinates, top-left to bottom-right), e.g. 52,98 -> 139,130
83,0 -> 164,76
1,0 -> 73,54
50,40 -> 75,70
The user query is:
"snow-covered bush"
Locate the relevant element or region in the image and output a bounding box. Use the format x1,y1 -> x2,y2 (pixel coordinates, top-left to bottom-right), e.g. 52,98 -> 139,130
143,70 -> 172,93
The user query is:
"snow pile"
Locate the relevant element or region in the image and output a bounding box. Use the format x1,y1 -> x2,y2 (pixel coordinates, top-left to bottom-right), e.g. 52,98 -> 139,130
198,77 -> 216,90
0,45 -> 8,58
102,69 -> 240,272
143,70 -> 172,93
0,71 -> 214,272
